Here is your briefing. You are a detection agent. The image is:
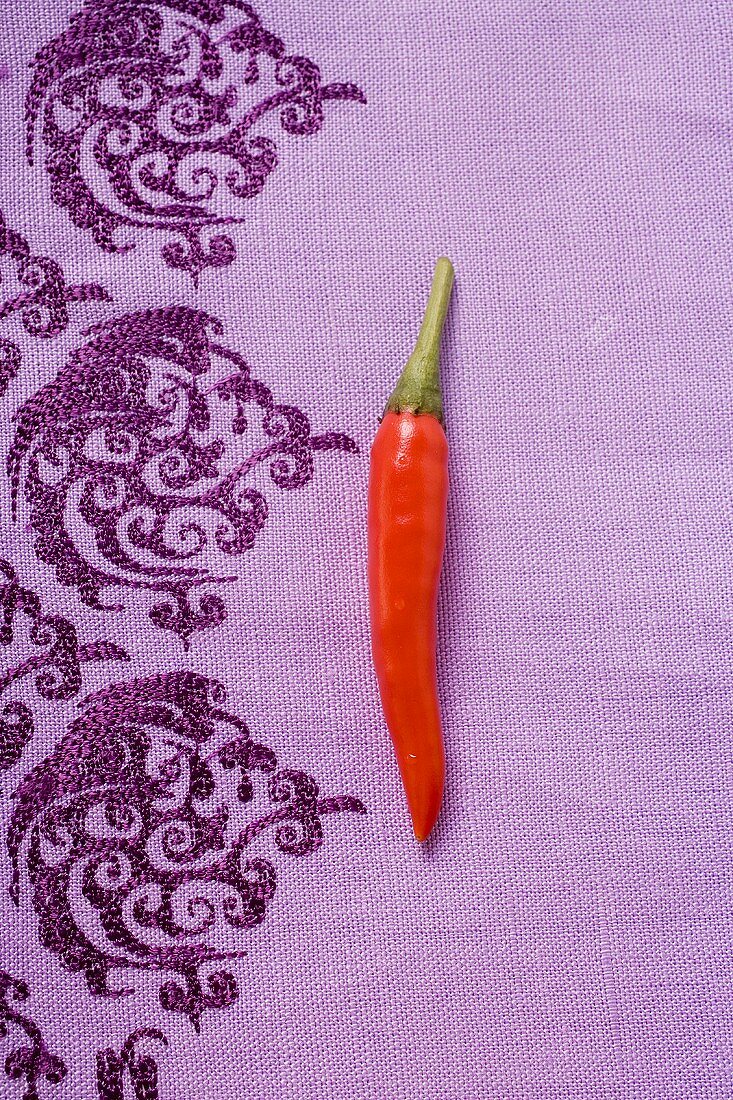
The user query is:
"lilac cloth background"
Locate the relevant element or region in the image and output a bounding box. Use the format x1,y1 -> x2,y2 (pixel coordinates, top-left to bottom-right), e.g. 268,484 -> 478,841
0,1 -> 732,1097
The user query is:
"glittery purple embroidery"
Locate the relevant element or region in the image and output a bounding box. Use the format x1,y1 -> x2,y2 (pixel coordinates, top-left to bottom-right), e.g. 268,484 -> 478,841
26,0 -> 366,283
0,560 -> 128,774
8,671 -> 365,1029
0,210 -> 109,397
97,1030 -> 168,1100
8,307 -> 357,645
0,970 -> 67,1099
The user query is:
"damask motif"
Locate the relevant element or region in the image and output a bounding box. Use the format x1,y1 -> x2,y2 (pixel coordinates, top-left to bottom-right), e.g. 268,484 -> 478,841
26,0 -> 366,282
97,1029 -> 168,1100
0,560 -> 128,774
8,671 -> 365,1029
8,307 -> 357,645
0,969 -> 66,1099
0,210 -> 109,396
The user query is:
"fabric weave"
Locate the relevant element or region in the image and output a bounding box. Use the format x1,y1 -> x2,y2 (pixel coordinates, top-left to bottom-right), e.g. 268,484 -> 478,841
0,1 -> 731,1097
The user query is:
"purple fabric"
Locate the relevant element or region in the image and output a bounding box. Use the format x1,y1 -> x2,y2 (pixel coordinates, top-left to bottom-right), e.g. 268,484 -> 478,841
0,1 -> 731,1097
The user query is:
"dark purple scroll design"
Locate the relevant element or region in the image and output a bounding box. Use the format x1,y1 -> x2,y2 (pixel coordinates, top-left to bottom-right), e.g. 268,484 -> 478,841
8,671 -> 365,1029
26,0 -> 366,283
0,969 -> 66,1099
0,209 -> 109,397
8,307 -> 357,645
0,560 -> 128,775
97,1029 -> 168,1100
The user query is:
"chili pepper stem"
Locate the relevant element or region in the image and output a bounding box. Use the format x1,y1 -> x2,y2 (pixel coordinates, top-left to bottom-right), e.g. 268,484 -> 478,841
385,257 -> 455,425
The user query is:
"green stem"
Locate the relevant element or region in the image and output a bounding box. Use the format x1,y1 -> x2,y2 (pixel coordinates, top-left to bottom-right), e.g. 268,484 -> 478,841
385,257 -> 455,424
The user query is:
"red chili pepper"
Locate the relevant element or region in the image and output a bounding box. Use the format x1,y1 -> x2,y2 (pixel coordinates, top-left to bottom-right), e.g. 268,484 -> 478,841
368,258 -> 454,842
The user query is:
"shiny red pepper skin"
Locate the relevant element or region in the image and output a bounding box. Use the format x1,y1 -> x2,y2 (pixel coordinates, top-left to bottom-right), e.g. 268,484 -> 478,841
368,410 -> 448,841
367,258 -> 454,842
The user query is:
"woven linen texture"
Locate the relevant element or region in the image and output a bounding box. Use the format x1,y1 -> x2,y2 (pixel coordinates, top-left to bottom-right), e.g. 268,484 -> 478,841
0,1 -> 731,1097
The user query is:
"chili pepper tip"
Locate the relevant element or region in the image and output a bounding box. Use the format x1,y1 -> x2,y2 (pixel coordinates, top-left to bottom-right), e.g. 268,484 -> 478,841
385,257 -> 455,425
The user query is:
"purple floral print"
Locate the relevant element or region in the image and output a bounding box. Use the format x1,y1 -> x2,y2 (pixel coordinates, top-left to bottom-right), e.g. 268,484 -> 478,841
8,670 -> 365,1029
0,209 -> 109,396
8,307 -> 357,645
0,970 -> 67,1099
26,0 -> 366,282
